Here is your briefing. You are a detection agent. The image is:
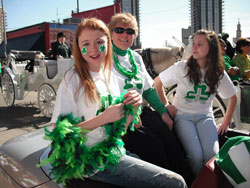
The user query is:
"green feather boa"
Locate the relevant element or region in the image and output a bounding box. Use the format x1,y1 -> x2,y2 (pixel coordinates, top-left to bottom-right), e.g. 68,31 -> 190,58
38,91 -> 141,186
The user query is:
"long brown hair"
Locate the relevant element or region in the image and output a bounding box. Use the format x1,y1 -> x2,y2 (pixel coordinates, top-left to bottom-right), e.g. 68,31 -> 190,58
186,30 -> 224,94
73,18 -> 113,102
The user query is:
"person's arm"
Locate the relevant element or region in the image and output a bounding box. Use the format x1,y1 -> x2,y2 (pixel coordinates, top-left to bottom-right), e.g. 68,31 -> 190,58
76,103 -> 124,130
143,86 -> 174,130
68,43 -> 72,57
217,94 -> 237,135
233,56 -> 247,78
77,90 -> 142,130
142,88 -> 167,115
51,42 -> 58,59
154,76 -> 168,105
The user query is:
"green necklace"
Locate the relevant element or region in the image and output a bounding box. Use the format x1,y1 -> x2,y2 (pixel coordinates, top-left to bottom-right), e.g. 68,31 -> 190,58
113,45 -> 143,89
112,44 -> 128,56
93,67 -> 113,114
113,48 -> 138,79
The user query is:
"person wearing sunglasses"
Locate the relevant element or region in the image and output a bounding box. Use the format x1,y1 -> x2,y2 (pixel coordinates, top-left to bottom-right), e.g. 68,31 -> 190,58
109,13 -> 195,187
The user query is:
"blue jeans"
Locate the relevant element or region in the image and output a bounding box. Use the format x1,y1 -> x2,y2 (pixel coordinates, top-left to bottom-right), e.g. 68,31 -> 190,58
91,154 -> 187,188
174,113 -> 219,176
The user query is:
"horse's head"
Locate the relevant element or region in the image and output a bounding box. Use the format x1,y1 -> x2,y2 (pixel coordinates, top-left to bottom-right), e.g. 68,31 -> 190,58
148,47 -> 183,76
135,46 -> 183,78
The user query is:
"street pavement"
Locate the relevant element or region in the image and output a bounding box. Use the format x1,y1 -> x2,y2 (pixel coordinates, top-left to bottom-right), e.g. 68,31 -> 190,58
0,91 -> 51,146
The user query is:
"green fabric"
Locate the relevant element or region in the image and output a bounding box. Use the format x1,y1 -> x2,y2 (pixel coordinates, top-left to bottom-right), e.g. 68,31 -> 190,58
38,91 -> 142,186
216,136 -> 250,184
142,88 -> 167,115
112,43 -> 128,56
223,55 -> 240,81
233,54 -> 250,78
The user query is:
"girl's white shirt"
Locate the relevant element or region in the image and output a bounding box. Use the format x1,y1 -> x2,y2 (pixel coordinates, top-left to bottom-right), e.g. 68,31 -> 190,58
51,67 -> 121,147
159,60 -> 237,115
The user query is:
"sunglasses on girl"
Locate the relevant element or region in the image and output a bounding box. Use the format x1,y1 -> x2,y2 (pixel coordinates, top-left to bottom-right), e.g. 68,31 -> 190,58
113,27 -> 135,35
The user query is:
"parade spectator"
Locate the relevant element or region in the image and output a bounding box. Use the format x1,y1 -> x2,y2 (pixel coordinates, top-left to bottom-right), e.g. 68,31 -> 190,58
154,29 -> 237,176
109,13 -> 195,186
219,39 -> 240,81
50,18 -> 187,188
233,37 -> 250,80
50,32 -> 72,59
220,33 -> 235,60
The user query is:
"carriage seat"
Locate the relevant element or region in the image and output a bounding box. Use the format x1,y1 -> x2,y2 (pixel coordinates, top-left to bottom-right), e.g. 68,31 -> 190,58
10,50 -> 43,61
191,156 -> 233,188
45,60 -> 58,79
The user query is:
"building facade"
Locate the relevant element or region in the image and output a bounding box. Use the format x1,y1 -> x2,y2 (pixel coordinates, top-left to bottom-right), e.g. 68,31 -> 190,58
190,0 -> 223,34
114,0 -> 141,49
0,1 -> 142,56
182,26 -> 192,46
233,19 -> 242,43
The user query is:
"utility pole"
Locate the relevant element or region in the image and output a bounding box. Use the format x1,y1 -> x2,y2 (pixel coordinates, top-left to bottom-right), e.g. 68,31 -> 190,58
77,0 -> 79,13
1,0 -> 7,58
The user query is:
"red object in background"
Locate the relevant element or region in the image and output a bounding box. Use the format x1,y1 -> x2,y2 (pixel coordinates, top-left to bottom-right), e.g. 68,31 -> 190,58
2,1 -> 121,57
191,156 -> 233,188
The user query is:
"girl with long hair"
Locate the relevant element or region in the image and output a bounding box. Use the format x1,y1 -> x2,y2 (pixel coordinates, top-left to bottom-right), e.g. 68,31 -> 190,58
50,18 -> 186,188
154,29 -> 237,176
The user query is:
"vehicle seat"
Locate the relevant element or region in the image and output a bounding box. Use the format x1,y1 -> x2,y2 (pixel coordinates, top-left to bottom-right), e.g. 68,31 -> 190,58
191,156 -> 233,188
45,61 -> 58,79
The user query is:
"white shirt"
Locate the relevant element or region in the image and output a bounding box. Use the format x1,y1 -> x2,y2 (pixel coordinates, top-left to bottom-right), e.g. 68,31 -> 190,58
112,50 -> 153,97
51,67 -> 121,147
159,60 -> 237,115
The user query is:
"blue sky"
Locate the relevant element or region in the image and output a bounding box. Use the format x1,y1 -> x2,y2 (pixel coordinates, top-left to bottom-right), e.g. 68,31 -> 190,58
4,0 -> 250,47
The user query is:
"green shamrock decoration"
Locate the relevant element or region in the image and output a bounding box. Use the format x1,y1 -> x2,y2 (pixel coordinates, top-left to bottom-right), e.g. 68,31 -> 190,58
81,47 -> 87,55
99,45 -> 105,52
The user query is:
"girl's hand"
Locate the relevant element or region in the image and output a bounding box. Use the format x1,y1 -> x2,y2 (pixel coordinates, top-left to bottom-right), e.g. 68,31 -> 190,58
124,115 -> 142,128
161,113 -> 173,131
166,104 -> 177,118
103,103 -> 124,123
217,122 -> 229,135
123,90 -> 142,109
228,67 -> 239,76
133,115 -> 142,128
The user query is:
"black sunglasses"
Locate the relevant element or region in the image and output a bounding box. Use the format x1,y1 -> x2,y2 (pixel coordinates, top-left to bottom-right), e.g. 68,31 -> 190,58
113,27 -> 135,35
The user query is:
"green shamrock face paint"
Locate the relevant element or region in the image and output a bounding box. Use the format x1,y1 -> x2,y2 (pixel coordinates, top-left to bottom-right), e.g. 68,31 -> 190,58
81,47 -> 87,55
99,45 -> 105,53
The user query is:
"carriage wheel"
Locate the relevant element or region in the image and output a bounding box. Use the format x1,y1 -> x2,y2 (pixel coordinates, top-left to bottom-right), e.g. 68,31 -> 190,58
37,84 -> 56,118
1,72 -> 15,106
165,85 -> 226,124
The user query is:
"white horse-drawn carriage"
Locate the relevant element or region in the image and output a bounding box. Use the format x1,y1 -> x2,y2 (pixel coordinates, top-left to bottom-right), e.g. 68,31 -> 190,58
1,50 -> 73,117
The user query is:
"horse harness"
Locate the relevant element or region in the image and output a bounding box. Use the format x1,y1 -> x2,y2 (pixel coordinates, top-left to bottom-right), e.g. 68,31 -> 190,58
141,48 -> 159,79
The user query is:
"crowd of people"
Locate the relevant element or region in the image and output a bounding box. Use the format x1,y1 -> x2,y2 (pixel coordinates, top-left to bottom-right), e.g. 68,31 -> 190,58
219,33 -> 250,81
45,13 -> 250,187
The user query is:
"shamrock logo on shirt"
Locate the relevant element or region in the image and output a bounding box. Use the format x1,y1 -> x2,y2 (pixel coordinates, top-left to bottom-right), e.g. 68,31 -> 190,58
185,84 -> 210,102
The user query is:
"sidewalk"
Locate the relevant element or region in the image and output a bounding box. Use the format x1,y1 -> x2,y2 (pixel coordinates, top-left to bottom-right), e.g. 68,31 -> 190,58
0,91 -> 50,146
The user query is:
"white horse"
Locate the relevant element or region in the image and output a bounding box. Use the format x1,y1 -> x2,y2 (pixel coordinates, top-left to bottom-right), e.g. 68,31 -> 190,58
135,46 -> 184,78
